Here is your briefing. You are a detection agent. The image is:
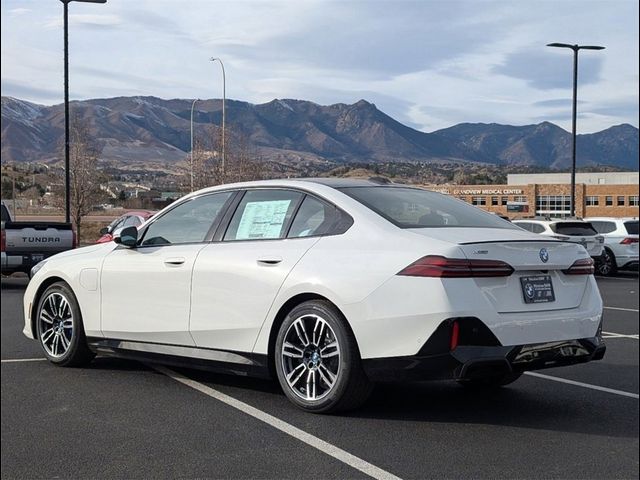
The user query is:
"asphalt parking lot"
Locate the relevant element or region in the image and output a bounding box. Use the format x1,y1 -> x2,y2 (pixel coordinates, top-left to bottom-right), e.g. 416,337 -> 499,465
1,273 -> 638,479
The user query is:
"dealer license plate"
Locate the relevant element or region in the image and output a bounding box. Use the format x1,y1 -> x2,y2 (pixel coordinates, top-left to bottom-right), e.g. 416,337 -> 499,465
520,275 -> 555,304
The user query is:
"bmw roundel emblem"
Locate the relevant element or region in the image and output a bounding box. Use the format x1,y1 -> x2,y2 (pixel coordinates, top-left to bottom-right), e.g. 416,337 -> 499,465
539,248 -> 549,263
524,283 -> 536,299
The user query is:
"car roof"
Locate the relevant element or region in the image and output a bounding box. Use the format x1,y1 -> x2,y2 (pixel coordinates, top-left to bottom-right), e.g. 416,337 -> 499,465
585,217 -> 638,222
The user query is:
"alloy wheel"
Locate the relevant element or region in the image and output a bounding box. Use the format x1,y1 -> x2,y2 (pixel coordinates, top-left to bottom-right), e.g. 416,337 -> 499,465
281,314 -> 341,401
39,292 -> 74,358
597,250 -> 614,276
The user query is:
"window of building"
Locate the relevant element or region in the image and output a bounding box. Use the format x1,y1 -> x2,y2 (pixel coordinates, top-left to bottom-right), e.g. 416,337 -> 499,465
501,196 -> 508,206
586,196 -> 599,206
514,196 -> 527,203
605,196 -> 613,206
471,196 -> 486,206
491,196 -> 499,206
617,196 -> 626,206
630,196 -> 639,207
536,195 -> 571,217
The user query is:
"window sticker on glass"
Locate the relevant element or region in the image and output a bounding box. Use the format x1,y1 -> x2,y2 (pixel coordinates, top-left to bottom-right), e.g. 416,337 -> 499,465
236,200 -> 292,239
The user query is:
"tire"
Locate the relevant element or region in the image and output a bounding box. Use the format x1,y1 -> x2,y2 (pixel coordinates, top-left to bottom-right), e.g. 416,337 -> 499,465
274,300 -> 372,413
36,282 -> 95,367
596,248 -> 617,277
458,372 -> 522,389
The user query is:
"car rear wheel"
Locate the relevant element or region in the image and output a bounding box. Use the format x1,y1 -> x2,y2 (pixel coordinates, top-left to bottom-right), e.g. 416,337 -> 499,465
458,372 -> 522,388
275,300 -> 372,413
596,248 -> 617,277
36,282 -> 95,367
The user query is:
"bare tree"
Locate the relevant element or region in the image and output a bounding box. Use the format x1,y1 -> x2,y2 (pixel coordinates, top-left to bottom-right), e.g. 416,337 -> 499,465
185,125 -> 264,190
56,115 -> 105,242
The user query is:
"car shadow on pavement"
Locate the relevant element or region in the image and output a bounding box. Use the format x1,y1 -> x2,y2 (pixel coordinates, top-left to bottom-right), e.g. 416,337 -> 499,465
346,380 -> 639,438
0,276 -> 29,290
91,356 -> 638,439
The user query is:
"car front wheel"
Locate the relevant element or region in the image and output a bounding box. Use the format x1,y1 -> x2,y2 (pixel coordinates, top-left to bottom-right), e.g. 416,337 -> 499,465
36,282 -> 95,367
275,300 -> 372,413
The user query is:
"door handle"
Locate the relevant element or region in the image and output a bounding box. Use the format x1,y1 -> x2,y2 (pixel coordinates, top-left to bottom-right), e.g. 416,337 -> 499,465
257,256 -> 282,266
164,257 -> 186,266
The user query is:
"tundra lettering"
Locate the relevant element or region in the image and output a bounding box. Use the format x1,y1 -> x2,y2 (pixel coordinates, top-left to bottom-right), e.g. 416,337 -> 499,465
21,237 -> 61,243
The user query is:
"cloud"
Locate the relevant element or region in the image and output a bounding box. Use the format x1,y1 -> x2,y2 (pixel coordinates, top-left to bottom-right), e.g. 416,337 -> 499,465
493,48 -> 604,90
43,13 -> 123,30
8,8 -> 30,16
0,80 -> 61,104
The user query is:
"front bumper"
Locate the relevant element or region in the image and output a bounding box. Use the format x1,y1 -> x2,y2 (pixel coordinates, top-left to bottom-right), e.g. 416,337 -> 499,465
363,336 -> 606,382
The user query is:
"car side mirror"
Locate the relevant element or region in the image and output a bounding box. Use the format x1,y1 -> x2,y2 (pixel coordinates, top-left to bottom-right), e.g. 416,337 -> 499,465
99,227 -> 109,235
113,226 -> 138,248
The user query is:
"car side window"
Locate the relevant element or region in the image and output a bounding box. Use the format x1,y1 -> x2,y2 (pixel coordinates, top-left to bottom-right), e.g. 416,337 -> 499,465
123,215 -> 142,228
591,221 -> 616,234
288,196 -> 339,238
141,192 -> 232,246
531,224 -> 546,234
516,222 -> 533,232
108,216 -> 127,233
224,189 -> 302,241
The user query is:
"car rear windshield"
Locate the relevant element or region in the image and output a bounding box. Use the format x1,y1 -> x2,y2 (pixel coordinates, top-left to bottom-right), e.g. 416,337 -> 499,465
339,186 -> 518,229
551,222 -> 598,236
624,221 -> 639,235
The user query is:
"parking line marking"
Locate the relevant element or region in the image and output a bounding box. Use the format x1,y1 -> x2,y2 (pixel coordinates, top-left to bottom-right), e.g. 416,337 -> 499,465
604,306 -> 639,313
153,365 -> 401,480
0,358 -> 46,363
602,331 -> 639,339
525,372 -> 639,399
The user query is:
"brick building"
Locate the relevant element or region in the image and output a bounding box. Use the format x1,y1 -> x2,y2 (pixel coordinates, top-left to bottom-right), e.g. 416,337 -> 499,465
424,172 -> 639,219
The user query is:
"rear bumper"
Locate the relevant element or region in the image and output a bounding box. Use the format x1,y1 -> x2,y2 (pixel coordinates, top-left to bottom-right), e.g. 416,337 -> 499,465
1,252 -> 52,274
363,336 -> 606,382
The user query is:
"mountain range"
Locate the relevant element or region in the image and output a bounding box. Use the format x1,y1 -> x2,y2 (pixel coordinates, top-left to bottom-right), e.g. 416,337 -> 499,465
1,95 -> 638,170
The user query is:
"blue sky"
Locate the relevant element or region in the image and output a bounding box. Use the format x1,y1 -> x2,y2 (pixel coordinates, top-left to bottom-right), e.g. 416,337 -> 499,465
1,0 -> 638,133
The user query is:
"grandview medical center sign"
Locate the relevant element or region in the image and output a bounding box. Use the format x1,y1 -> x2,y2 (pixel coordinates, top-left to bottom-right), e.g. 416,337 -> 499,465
429,188 -> 525,195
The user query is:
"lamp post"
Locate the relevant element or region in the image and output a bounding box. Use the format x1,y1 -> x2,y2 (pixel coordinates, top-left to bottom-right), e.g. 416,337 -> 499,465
209,57 -> 226,181
61,0 -> 107,224
546,42 -> 605,217
190,98 -> 199,192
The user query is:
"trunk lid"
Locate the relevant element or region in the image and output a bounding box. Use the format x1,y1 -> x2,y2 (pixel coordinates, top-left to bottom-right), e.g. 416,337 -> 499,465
408,227 -> 590,313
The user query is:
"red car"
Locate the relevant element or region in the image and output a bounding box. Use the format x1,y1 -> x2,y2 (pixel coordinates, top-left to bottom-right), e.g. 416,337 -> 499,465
96,211 -> 155,243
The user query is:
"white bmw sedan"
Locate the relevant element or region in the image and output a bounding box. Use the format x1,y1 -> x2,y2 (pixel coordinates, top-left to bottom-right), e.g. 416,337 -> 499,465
23,179 -> 606,413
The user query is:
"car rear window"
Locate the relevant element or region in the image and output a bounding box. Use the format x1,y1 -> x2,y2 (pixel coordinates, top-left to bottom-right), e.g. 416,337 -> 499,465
339,186 -> 518,229
624,221 -> 639,235
551,222 -> 598,236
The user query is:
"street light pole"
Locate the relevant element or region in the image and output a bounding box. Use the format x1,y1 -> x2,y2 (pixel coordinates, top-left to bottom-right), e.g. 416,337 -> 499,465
209,57 -> 226,181
547,42 -> 605,217
60,0 -> 106,224
190,98 -> 199,192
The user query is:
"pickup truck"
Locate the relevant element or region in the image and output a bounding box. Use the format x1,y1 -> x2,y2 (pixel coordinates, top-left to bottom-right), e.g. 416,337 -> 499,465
1,201 -> 76,276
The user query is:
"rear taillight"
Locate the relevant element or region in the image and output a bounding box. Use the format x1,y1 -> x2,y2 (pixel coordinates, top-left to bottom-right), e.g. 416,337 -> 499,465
620,237 -> 639,245
398,255 -> 514,278
1,229 -> 5,252
563,258 -> 595,275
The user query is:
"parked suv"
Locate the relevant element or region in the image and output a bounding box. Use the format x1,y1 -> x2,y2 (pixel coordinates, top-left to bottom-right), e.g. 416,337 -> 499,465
512,218 -> 605,263
584,217 -> 639,276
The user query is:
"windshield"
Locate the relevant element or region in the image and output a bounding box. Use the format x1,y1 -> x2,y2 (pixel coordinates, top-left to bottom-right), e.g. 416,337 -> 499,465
624,221 -> 639,235
339,186 -> 518,229
551,222 -> 598,236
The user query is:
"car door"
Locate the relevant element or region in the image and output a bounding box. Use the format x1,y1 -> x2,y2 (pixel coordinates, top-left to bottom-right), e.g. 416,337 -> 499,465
189,189 -> 344,353
100,191 -> 234,345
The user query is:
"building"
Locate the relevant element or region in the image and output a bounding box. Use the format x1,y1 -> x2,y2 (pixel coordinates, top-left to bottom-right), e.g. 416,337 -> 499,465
424,172 -> 639,219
